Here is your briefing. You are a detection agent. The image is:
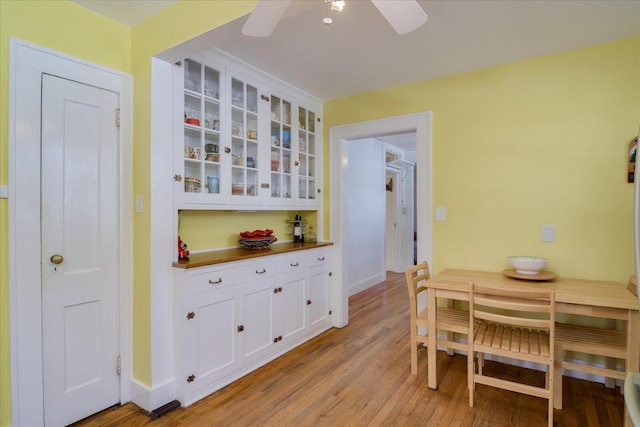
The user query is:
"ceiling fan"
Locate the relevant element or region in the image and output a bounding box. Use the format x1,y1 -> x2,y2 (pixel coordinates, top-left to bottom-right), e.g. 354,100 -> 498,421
242,0 -> 428,37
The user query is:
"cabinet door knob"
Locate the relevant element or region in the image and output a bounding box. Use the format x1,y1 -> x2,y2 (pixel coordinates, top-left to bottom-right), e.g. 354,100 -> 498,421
209,278 -> 223,285
187,374 -> 196,383
173,174 -> 183,182
237,325 -> 245,332
224,146 -> 231,154
261,94 -> 270,102
294,161 -> 300,167
307,299 -> 312,305
186,311 -> 195,320
329,272 -> 333,277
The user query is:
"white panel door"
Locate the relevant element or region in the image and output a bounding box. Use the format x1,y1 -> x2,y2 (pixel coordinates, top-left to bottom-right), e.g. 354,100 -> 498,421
41,74 -> 120,426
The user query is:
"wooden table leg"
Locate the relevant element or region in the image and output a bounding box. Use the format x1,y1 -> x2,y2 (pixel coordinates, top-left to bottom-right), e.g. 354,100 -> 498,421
427,287 -> 438,389
625,310 -> 640,427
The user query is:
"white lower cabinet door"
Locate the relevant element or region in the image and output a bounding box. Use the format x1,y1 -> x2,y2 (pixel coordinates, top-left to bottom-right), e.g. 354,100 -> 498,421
274,270 -> 307,345
240,279 -> 276,365
308,264 -> 332,332
182,288 -> 240,399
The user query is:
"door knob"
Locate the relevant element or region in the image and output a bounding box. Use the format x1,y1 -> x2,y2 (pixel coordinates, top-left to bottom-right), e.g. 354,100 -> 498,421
50,254 -> 64,264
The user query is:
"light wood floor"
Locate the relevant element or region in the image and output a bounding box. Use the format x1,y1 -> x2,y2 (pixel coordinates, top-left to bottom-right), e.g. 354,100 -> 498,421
74,272 -> 624,426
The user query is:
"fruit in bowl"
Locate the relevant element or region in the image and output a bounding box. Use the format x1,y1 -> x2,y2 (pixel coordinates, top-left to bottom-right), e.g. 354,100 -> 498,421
507,256 -> 547,275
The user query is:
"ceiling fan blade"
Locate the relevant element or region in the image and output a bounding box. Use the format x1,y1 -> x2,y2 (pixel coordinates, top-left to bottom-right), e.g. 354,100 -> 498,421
370,0 -> 428,35
242,0 -> 292,37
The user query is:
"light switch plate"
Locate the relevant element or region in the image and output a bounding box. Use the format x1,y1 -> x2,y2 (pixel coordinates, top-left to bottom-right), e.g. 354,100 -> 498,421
436,206 -> 446,221
0,185 -> 7,199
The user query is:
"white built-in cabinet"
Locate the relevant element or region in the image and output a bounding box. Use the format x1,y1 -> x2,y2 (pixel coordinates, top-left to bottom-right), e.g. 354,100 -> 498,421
173,247 -> 332,407
175,50 -> 322,210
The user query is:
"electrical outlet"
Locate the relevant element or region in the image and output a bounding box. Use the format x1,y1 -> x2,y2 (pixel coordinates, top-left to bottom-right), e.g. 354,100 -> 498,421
541,225 -> 555,243
135,195 -> 143,213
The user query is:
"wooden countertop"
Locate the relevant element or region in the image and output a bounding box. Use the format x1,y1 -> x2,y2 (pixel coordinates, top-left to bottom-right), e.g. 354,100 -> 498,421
172,241 -> 333,269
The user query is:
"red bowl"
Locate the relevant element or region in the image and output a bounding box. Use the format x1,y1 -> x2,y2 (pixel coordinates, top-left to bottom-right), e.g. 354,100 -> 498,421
240,229 -> 273,238
185,118 -> 200,126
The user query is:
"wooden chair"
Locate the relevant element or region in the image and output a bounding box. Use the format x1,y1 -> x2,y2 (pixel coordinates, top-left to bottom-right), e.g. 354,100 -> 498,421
468,284 -> 555,427
405,261 -> 471,376
552,279 -> 635,408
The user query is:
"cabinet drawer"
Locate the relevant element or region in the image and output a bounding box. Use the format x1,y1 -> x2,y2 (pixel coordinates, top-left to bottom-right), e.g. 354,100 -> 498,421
186,266 -> 238,295
239,259 -> 279,283
308,249 -> 330,267
279,253 -> 307,274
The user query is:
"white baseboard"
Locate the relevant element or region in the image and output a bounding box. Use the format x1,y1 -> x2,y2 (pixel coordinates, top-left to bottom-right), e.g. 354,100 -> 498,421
130,378 -> 177,412
348,273 -> 386,296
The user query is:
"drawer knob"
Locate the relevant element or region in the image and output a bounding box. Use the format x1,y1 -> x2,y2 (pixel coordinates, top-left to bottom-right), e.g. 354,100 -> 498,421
209,278 -> 222,285
256,268 -> 266,274
290,262 -> 299,267
317,256 -> 325,261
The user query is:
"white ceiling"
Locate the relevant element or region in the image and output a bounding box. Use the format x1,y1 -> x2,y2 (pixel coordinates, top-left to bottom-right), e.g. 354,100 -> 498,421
72,0 -> 178,27
71,0 -> 640,150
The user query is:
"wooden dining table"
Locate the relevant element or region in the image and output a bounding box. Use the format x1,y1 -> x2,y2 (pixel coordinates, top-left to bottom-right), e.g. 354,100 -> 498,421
424,269 -> 640,425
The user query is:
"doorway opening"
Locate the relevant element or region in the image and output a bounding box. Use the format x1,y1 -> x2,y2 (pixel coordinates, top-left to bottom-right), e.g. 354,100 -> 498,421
329,112 -> 432,327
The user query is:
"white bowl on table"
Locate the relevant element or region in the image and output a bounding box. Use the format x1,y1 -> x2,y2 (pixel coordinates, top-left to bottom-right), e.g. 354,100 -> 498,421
507,256 -> 547,275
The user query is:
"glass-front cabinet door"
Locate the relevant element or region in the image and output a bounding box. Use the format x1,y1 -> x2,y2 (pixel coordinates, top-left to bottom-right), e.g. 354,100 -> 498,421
176,51 -> 322,210
181,59 -> 224,203
297,106 -> 317,206
229,76 -> 260,203
269,95 -> 293,205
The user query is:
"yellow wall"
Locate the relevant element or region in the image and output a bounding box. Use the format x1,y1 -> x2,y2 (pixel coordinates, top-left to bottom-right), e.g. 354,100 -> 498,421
179,211 -> 317,251
324,37 -> 640,284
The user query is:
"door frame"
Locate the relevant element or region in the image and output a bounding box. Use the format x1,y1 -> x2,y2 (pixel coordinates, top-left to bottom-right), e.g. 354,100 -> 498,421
8,39 -> 133,426
329,112 -> 432,327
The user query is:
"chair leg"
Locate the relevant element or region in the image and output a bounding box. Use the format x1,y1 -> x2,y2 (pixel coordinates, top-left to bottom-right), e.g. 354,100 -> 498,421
411,330 -> 418,375
468,351 -> 475,407
553,344 -> 563,409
